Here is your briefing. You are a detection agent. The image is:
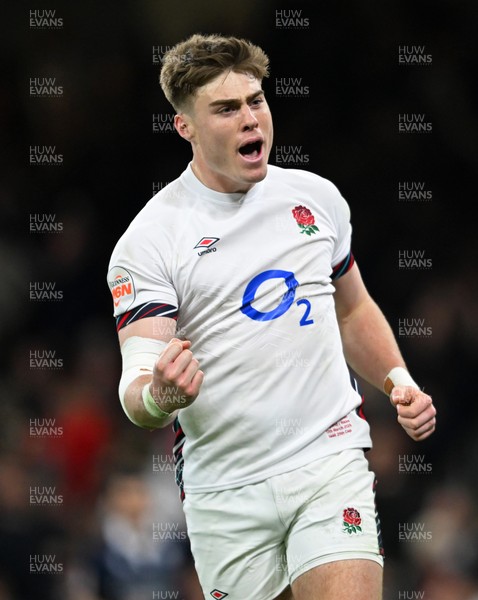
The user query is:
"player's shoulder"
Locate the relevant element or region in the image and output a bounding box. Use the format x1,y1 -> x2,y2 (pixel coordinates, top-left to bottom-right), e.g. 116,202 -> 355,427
266,164 -> 345,202
120,174 -> 190,233
109,177 -> 186,262
132,177 -> 187,227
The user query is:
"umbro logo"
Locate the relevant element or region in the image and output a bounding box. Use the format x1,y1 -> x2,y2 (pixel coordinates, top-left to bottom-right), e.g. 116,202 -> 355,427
194,236 -> 220,257
210,590 -> 228,599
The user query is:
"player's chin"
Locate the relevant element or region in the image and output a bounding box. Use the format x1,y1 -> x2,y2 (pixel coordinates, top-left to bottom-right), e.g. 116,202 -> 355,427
240,162 -> 268,183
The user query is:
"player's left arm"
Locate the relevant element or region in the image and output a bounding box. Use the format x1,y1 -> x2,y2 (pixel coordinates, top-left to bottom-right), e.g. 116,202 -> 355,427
333,261 -> 437,441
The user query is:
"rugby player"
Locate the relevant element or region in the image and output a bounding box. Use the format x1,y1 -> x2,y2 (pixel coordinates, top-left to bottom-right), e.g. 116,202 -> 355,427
107,34 -> 436,600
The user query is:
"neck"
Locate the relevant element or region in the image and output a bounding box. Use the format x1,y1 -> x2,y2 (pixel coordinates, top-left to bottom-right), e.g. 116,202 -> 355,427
190,161 -> 254,194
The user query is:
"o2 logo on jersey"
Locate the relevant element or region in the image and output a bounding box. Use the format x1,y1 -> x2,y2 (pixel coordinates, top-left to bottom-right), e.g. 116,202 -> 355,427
240,269 -> 313,326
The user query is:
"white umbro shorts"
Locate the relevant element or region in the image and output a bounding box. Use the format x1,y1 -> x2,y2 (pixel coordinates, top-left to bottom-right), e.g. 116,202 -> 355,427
183,448 -> 384,600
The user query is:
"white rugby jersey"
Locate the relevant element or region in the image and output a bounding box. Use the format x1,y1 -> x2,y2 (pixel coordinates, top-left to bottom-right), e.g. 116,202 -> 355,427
108,164 -> 373,495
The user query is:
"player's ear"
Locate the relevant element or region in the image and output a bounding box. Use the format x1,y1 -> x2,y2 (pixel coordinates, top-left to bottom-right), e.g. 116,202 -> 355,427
175,114 -> 194,141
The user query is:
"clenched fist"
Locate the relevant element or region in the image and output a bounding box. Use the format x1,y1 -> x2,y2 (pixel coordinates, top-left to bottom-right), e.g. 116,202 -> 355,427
150,338 -> 204,413
390,386 -> 436,441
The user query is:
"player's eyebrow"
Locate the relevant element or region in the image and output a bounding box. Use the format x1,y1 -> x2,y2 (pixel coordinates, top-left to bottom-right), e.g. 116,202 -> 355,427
208,89 -> 265,109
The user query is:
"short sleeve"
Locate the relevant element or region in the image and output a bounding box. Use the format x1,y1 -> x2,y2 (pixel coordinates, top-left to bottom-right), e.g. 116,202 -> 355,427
107,225 -> 179,329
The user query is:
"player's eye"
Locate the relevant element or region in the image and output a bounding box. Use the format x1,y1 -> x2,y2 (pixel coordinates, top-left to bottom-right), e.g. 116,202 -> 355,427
218,106 -> 235,114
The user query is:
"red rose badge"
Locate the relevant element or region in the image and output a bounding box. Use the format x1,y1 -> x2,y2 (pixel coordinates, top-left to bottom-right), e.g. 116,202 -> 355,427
292,205 -> 319,236
342,507 -> 362,534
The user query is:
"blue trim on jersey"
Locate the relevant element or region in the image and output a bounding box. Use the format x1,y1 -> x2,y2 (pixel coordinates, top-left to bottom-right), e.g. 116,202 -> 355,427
331,251 -> 355,280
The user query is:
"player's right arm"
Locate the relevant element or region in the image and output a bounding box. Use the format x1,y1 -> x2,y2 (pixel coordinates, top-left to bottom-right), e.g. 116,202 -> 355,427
119,317 -> 204,430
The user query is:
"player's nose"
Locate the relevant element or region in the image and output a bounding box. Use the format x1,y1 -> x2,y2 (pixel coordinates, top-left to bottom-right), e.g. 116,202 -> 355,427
240,105 -> 259,131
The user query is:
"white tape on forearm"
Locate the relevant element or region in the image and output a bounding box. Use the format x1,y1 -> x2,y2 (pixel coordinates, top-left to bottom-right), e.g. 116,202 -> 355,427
142,383 -> 172,420
119,336 -> 168,425
383,366 -> 419,395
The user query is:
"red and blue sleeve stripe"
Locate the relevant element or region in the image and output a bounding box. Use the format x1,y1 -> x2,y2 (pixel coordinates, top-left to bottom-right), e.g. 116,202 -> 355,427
116,301 -> 178,332
331,250 -> 355,280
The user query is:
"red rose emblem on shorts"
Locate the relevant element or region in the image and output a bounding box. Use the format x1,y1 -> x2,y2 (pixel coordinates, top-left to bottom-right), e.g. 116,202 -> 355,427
291,205 -> 319,236
342,507 -> 362,534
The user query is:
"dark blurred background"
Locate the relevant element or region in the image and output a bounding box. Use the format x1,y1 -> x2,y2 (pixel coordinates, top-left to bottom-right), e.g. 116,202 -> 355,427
1,1 -> 477,599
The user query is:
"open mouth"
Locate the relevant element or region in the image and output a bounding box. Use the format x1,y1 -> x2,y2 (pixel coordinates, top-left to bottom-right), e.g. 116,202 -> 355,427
238,140 -> 263,160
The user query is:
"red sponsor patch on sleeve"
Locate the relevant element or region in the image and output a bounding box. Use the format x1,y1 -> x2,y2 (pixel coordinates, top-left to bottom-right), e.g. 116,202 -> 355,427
107,266 -> 136,313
